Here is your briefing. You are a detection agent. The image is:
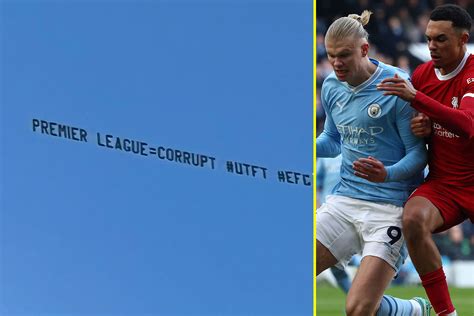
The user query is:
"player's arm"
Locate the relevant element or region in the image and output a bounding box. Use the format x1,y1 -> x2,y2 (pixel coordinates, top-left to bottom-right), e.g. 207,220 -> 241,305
408,69 -> 432,138
384,101 -> 428,181
377,74 -> 474,139
316,114 -> 341,158
412,91 -> 474,139
316,87 -> 342,158
411,112 -> 431,138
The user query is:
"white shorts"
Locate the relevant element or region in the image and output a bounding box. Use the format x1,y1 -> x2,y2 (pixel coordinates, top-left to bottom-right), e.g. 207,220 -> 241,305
316,195 -> 407,272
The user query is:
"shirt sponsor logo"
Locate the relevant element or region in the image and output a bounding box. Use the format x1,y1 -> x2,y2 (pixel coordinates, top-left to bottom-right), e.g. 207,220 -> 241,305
433,122 -> 459,138
336,125 -> 384,145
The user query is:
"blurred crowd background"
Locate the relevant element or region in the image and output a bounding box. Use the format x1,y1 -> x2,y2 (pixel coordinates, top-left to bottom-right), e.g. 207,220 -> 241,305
316,0 -> 474,264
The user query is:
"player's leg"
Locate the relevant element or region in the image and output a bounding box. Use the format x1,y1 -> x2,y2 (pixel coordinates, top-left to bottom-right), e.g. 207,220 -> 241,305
345,255 -> 395,316
376,295 -> 431,316
403,196 -> 444,274
348,199 -> 431,316
330,266 -> 351,293
316,196 -> 362,276
316,240 -> 338,275
403,193 -> 460,316
346,255 -> 430,316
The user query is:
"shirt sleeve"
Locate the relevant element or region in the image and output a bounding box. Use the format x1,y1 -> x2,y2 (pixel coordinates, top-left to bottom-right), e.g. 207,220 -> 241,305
316,84 -> 342,157
413,91 -> 474,140
316,107 -> 341,158
385,101 -> 428,182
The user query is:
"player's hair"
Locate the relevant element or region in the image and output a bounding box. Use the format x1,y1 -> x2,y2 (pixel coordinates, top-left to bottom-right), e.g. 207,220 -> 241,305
430,4 -> 472,32
325,10 -> 373,42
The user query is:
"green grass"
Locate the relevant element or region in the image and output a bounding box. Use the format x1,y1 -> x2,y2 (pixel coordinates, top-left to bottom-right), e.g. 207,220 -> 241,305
316,284 -> 474,315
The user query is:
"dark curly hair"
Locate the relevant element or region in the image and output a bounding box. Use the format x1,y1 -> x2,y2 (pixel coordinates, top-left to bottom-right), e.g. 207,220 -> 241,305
430,4 -> 472,32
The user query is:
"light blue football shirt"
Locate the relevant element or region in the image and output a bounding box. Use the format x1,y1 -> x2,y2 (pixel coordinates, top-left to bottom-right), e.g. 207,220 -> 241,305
316,59 -> 427,206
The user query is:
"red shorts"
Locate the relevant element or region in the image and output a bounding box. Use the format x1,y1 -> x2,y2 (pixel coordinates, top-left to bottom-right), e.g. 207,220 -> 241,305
408,180 -> 474,233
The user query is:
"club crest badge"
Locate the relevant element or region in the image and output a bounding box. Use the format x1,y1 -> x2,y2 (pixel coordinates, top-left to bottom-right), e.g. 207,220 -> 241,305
368,104 -> 382,118
451,97 -> 459,109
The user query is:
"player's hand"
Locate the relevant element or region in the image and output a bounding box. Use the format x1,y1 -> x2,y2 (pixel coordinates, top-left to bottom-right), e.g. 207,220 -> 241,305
376,74 -> 417,102
411,112 -> 431,138
352,156 -> 387,183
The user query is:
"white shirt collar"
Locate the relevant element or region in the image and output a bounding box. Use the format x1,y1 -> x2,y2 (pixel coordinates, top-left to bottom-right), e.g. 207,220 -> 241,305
434,51 -> 470,81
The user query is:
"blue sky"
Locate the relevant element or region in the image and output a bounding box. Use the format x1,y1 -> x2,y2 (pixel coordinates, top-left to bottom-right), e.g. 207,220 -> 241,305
1,0 -> 312,315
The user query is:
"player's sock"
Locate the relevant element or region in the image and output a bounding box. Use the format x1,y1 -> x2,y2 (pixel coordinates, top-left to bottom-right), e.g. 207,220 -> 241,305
410,297 -> 431,316
330,266 -> 351,293
420,267 -> 455,315
375,295 -> 414,316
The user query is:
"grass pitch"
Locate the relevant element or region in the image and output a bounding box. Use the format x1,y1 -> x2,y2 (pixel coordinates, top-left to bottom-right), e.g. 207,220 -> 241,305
316,284 -> 474,315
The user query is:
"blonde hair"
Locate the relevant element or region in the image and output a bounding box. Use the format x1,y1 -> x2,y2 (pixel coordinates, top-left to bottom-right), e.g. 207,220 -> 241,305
325,10 -> 373,42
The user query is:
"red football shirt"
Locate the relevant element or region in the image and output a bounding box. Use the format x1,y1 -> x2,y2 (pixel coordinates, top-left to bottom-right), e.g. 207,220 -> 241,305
411,52 -> 474,185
